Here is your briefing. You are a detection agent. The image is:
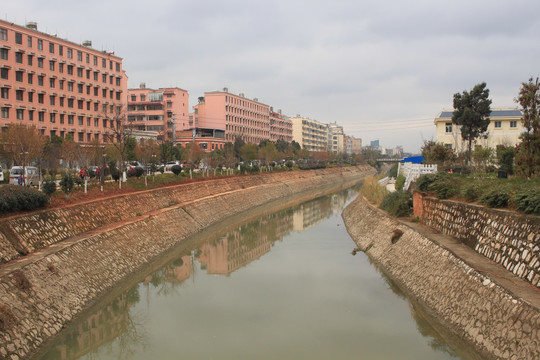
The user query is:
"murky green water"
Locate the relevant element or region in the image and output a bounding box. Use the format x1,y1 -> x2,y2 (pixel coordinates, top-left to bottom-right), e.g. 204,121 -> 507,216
36,188 -> 483,360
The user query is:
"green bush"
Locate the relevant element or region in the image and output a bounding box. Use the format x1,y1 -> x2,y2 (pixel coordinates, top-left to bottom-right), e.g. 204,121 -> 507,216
42,181 -> 57,196
379,191 -> 411,217
514,188 -> 540,215
0,186 -> 49,214
415,173 -> 438,192
59,174 -> 74,194
461,182 -> 484,202
127,167 -> 145,178
480,188 -> 511,208
171,165 -> 182,176
395,174 -> 406,191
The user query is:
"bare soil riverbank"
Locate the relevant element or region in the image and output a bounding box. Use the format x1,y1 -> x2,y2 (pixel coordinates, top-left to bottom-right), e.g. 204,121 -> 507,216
342,196 -> 540,360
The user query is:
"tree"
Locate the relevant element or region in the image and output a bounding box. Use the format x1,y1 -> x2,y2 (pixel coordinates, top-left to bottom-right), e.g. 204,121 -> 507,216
240,143 -> 257,162
258,141 -> 278,166
233,137 -> 245,160
421,141 -> 456,167
496,145 -> 515,175
472,146 -> 494,172
107,107 -> 133,188
0,124 -> 44,185
515,77 -> 540,178
452,82 -> 492,162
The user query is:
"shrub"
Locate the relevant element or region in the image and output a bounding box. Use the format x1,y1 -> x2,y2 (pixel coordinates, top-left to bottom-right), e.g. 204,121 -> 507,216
480,188 -> 511,208
514,188 -> 540,215
171,165 -> 182,176
415,173 -> 438,192
127,167 -> 145,178
360,176 -> 388,206
42,181 -> 57,196
461,182 -> 484,202
428,175 -> 460,199
0,185 -> 49,214
59,174 -> 74,194
379,191 -> 411,217
395,174 -> 406,191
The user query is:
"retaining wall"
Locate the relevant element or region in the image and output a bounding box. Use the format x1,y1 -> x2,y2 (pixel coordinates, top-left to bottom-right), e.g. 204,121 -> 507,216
343,197 -> 540,360
0,165 -> 375,360
413,192 -> 540,288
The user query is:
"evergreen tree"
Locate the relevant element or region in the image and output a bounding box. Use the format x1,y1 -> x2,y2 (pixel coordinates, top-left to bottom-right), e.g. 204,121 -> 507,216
515,77 -> 540,178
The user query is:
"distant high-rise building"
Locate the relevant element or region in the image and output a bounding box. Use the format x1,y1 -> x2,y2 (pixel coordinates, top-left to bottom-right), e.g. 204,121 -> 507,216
370,139 -> 380,147
0,19 -> 127,143
327,122 -> 345,154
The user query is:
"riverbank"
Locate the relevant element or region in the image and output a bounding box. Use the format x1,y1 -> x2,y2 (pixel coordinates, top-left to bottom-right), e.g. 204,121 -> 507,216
0,165 -> 375,360
342,196 -> 540,360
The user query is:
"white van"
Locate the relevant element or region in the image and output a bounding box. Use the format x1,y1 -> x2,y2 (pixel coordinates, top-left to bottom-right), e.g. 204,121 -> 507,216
9,166 -> 39,186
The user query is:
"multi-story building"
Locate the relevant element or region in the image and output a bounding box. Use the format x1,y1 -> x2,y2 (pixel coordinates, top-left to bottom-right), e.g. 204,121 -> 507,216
196,89 -> 270,144
434,108 -> 524,151
270,107 -> 292,142
345,135 -> 362,155
327,122 -> 345,154
0,20 -> 127,143
127,84 -> 189,143
290,115 -> 328,152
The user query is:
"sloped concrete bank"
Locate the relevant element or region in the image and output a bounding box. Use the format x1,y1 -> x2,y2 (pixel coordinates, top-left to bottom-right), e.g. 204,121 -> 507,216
0,165 -> 375,360
343,196 -> 540,360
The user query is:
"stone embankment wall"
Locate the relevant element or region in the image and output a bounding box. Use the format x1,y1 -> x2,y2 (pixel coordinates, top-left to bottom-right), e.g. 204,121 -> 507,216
0,165 -> 375,360
413,192 -> 540,289
343,197 -> 540,360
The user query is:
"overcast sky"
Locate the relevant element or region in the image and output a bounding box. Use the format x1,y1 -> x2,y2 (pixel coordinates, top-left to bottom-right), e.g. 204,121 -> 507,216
4,0 -> 540,152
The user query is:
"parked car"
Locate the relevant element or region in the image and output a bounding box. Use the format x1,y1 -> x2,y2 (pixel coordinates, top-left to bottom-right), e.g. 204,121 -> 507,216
9,166 -> 39,185
127,161 -> 147,172
165,161 -> 183,171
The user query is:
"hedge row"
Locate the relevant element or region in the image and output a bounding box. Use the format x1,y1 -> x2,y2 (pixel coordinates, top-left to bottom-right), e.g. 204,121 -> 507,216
415,173 -> 540,215
0,186 -> 49,214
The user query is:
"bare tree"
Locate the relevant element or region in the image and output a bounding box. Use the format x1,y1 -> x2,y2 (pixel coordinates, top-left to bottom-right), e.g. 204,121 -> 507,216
106,107 -> 133,188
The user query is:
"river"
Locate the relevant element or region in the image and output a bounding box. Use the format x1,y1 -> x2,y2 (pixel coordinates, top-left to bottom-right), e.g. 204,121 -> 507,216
35,187 -> 483,360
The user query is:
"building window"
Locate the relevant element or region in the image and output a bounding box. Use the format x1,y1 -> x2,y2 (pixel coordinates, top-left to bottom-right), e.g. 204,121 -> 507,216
67,65 -> 73,75
28,92 -> 33,102
49,61 -> 55,71
27,54 -> 33,66
58,63 -> 63,73
494,121 -> 502,128
102,58 -> 106,68
445,122 -> 452,133
68,82 -> 73,92
49,42 -> 54,54
16,109 -> 23,120
0,28 -> 7,41
38,57 -> 43,68
67,98 -> 73,108
15,51 -> 23,63
67,48 -> 72,58
0,68 -> 7,79
50,78 -> 55,88
15,32 -> 22,44
510,121 -> 517,128
93,72 -> 98,81
86,53 -> 89,63
49,95 -> 55,105
93,56 -> 97,66
77,100 -> 83,109
0,48 -> 8,60
77,84 -> 83,93
50,113 -> 55,123
38,75 -> 44,86
28,110 -> 33,121
140,94 -> 146,101
27,73 -> 33,84
37,39 -> 43,50
27,36 -> 32,47
38,111 -> 44,122
0,87 -> 8,99
38,94 -> 44,104
59,97 -> 64,107
15,71 -> 23,82
58,45 -> 63,56
16,90 -> 23,101
1,107 -> 8,119
77,67 -> 83,77
77,51 -> 82,61
102,74 -> 106,83
78,116 -> 83,125
68,115 -> 74,124
59,114 -> 64,124
78,132 -> 84,142
59,80 -> 64,90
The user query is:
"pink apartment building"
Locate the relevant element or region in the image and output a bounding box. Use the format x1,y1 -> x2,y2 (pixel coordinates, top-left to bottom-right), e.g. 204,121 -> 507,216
0,20 -> 127,143
127,84 -> 189,142
270,108 -> 292,142
193,89 -> 271,146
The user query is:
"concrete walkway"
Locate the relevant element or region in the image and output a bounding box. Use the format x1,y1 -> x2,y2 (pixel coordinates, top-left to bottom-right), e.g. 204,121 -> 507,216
401,220 -> 540,310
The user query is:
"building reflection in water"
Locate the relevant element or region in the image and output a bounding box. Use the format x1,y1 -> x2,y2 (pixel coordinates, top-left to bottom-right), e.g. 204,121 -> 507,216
37,190 -> 357,360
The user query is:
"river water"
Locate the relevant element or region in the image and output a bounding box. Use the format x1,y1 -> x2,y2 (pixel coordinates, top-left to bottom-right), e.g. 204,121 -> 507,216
36,187 -> 483,360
